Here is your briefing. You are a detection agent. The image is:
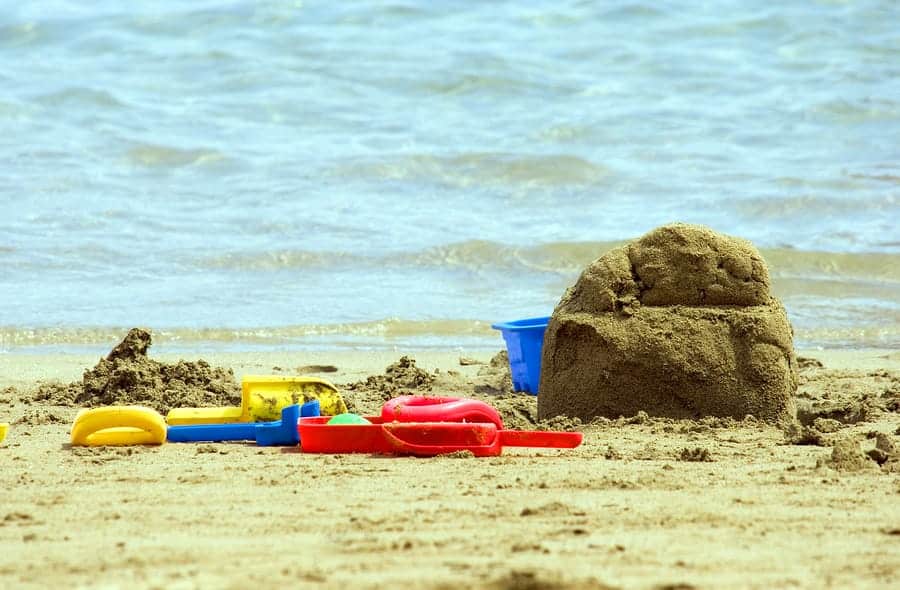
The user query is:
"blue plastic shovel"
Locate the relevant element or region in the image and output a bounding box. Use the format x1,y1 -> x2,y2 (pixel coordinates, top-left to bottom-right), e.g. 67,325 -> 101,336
166,400 -> 320,446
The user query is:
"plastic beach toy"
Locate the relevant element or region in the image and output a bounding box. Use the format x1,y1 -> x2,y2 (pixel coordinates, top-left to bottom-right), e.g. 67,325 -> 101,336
323,396 -> 500,427
298,418 -> 581,457
166,375 -> 346,425
0,422 -> 8,444
299,394 -> 580,457
381,396 -> 503,428
491,316 -> 550,394
71,406 -> 167,447
327,413 -> 372,425
166,400 -> 321,446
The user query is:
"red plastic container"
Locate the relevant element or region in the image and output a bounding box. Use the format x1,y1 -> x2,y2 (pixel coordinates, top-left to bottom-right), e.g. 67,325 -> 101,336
297,417 -> 582,457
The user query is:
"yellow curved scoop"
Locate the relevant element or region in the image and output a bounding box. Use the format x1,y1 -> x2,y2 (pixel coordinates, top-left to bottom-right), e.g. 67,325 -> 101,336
166,375 -> 346,425
0,423 -> 8,444
71,406 -> 167,447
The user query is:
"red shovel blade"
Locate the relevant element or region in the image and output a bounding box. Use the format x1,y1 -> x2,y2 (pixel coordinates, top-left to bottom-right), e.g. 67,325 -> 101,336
298,416 -> 391,454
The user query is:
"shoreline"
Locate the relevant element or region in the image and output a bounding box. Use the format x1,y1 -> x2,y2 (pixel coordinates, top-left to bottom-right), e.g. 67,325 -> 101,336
2,347 -> 898,387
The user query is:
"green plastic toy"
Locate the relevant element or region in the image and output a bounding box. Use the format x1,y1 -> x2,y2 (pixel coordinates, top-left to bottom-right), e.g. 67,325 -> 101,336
327,413 -> 372,426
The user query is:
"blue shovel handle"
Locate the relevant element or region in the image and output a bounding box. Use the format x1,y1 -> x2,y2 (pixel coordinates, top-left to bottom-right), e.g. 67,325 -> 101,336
167,400 -> 320,445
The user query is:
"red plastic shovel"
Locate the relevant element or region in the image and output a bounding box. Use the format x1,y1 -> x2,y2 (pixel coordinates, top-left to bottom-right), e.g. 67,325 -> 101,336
382,422 -> 581,457
298,418 -> 582,457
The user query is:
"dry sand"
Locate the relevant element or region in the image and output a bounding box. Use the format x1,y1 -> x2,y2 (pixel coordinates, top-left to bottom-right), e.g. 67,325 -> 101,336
1,348 -> 899,589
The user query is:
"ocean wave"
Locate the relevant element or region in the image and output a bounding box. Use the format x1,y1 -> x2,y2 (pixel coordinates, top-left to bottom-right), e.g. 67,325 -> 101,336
201,250 -> 364,271
0,21 -> 48,48
126,143 -> 227,168
194,239 -> 900,283
195,240 -> 621,273
763,250 -> 900,283
811,97 -> 900,123
34,87 -> 126,109
0,320 -> 497,348
733,193 -> 898,219
420,74 -> 549,97
2,316 -> 896,351
331,152 -> 610,188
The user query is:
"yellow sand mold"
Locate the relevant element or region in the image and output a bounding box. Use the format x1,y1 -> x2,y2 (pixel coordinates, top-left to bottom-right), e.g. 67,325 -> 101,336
71,406 -> 167,446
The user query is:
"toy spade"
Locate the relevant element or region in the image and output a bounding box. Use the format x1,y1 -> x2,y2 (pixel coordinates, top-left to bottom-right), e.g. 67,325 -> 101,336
166,375 -> 345,425
167,400 -> 321,446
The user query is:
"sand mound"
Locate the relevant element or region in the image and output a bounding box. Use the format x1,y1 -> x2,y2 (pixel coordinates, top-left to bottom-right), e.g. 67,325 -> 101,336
538,223 -> 798,424
473,351 -> 514,396
825,438 -> 878,472
868,433 -> 900,470
341,356 -> 436,413
346,356 -> 435,397
29,328 -> 241,414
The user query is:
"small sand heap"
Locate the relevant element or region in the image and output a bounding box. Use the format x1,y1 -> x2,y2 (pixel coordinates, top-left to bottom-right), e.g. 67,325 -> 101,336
825,438 -> 878,472
31,328 -> 241,413
473,351 -> 514,396
344,356 -> 435,400
538,223 -> 798,424
342,356 -> 436,413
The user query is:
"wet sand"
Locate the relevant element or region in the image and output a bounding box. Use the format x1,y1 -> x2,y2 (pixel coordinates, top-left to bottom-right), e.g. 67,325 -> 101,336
1,349 -> 899,589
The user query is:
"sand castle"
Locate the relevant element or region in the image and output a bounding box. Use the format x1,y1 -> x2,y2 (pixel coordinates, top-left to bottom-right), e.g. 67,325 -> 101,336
538,223 -> 798,424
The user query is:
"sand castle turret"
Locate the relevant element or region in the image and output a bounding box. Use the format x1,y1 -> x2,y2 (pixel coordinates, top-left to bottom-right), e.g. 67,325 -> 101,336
538,223 -> 798,424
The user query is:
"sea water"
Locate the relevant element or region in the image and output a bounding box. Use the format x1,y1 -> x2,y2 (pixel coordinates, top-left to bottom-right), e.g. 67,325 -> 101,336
1,1 -> 898,352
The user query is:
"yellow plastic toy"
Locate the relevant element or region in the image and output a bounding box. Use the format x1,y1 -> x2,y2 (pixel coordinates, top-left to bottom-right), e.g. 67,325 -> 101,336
70,406 -> 167,447
166,375 -> 346,425
0,423 -> 8,444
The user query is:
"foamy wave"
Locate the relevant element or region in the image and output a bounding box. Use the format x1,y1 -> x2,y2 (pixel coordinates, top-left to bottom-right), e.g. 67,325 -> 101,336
0,320 -> 497,348
201,250 -> 364,271
734,193 -> 898,219
332,152 -> 610,188
194,239 -> 900,284
126,143 -> 227,168
2,316 -> 897,351
35,87 -> 126,109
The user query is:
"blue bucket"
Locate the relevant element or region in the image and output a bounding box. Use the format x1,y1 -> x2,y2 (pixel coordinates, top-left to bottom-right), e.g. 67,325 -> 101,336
490,316 -> 550,395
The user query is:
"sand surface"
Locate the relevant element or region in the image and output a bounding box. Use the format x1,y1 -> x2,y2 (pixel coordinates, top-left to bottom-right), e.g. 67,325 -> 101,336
2,349 -> 899,589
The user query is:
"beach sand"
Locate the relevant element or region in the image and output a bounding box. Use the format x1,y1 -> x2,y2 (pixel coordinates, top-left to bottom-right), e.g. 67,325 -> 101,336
1,348 -> 899,589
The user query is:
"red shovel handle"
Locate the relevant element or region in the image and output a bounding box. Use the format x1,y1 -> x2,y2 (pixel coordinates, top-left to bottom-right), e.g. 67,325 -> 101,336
498,430 -> 583,449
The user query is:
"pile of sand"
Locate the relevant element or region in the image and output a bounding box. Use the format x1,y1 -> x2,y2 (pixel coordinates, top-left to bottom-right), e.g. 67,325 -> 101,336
29,328 -> 241,413
342,356 -> 436,413
538,223 -> 798,424
472,351 -> 515,396
825,438 -> 878,472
